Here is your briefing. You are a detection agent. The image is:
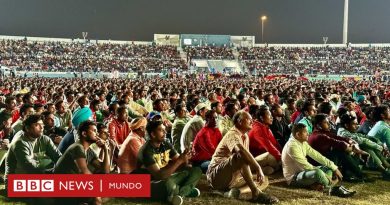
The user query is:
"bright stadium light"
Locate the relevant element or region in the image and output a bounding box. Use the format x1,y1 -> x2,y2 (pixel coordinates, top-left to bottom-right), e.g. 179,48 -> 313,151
261,16 -> 267,43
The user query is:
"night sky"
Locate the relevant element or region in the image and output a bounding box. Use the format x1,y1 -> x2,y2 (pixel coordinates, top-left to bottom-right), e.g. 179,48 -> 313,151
0,0 -> 389,43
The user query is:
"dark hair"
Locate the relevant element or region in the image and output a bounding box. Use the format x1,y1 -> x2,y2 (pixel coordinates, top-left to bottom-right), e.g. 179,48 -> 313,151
55,100 -> 64,109
77,120 -> 96,137
23,114 -> 42,131
301,101 -> 314,115
0,111 -> 12,125
19,103 -> 34,116
372,105 -> 389,122
77,95 -> 88,105
90,99 -> 100,107
174,103 -> 185,114
109,101 -> 119,114
22,93 -> 32,103
286,98 -> 295,105
270,104 -> 281,113
337,107 -> 349,117
312,114 -> 328,127
263,94 -> 272,103
5,96 -> 16,104
34,103 -> 44,110
248,104 -> 260,119
255,105 -> 270,121
211,101 -> 220,110
116,106 -> 127,115
41,111 -> 52,119
225,103 -> 236,114
97,122 -> 107,131
339,114 -> 357,128
146,120 -> 163,136
318,102 -> 333,115
205,110 -> 216,122
153,99 -> 164,108
292,123 -> 307,136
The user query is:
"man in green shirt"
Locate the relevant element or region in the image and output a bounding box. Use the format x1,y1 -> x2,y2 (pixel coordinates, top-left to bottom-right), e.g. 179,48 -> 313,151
282,123 -> 355,197
5,114 -> 62,184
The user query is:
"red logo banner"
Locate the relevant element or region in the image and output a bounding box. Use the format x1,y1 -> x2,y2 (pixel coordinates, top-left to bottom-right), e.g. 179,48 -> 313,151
7,174 -> 151,197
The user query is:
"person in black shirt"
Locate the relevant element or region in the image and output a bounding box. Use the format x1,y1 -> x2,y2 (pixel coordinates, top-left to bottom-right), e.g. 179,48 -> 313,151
137,120 -> 202,205
269,104 -> 291,147
42,111 -> 67,146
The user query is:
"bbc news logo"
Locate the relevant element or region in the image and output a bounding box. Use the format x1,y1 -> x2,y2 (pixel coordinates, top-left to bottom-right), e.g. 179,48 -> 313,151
8,174 -> 150,197
14,180 -> 54,192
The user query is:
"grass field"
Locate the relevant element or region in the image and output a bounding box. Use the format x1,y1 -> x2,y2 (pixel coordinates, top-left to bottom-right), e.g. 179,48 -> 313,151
1,171 -> 390,205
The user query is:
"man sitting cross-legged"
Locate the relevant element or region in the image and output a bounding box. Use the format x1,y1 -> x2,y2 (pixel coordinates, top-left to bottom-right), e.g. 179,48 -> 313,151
207,110 -> 279,204
282,123 -> 356,197
136,120 -> 202,205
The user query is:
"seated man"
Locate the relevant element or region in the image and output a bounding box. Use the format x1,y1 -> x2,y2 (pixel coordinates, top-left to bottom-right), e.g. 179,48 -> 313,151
297,101 -> 316,135
0,111 -> 12,172
58,107 -> 93,153
368,105 -> 390,148
191,110 -> 222,173
42,111 -> 67,146
137,120 -> 202,205
180,103 -> 208,152
207,111 -> 279,204
338,113 -> 390,180
309,114 -> 368,182
118,117 -> 147,173
282,123 -> 355,197
54,120 -> 109,205
90,123 -> 118,173
5,114 -> 62,184
11,103 -> 34,134
108,106 -> 131,146
249,106 -> 282,175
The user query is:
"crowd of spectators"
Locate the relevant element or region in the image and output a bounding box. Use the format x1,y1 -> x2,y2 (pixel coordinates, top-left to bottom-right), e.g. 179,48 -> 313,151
244,60 -> 389,75
184,46 -> 234,60
238,46 -> 390,61
0,39 -> 187,72
239,46 -> 390,75
0,75 -> 389,204
2,38 -> 390,75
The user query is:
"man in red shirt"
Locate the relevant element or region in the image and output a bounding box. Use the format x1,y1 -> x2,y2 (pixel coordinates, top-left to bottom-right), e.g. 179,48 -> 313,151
248,106 -> 281,175
308,114 -> 368,182
192,110 -> 222,173
108,106 -> 131,146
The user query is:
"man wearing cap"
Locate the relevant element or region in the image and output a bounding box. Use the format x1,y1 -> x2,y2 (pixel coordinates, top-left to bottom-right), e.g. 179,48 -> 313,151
180,103 -> 209,153
118,117 -> 147,173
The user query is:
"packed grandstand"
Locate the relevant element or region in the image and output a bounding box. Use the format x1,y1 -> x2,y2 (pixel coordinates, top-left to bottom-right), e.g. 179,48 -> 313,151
1,34 -> 390,76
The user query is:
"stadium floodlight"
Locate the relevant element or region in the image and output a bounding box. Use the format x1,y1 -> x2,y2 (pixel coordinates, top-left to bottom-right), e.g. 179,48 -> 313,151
261,16 -> 267,43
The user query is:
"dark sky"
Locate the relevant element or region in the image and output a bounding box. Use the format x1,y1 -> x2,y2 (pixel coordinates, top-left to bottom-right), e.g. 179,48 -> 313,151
0,0 -> 389,43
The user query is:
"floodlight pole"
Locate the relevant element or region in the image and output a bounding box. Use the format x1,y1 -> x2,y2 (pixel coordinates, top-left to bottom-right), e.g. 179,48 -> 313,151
343,0 -> 349,44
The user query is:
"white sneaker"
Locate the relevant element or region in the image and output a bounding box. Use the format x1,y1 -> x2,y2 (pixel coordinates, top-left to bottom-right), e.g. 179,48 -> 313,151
168,195 -> 183,205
